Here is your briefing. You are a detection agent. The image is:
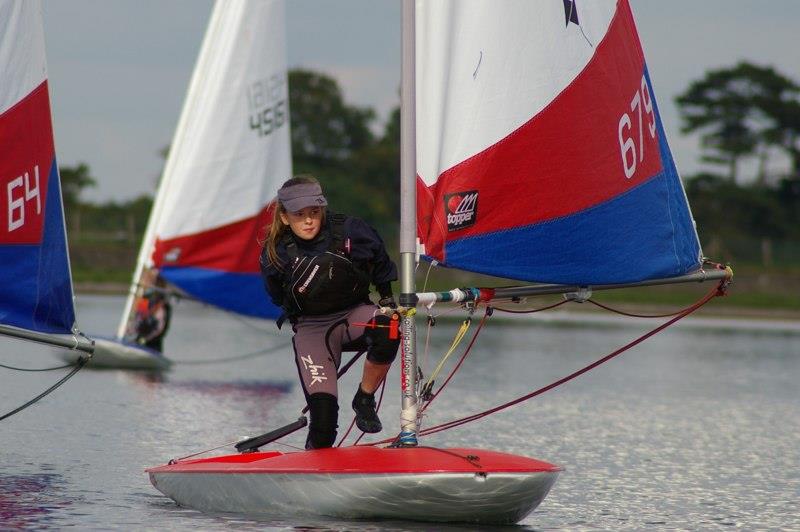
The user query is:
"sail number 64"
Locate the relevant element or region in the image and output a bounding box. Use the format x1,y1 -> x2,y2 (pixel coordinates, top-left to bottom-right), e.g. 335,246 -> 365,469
7,165 -> 41,232
618,75 -> 656,179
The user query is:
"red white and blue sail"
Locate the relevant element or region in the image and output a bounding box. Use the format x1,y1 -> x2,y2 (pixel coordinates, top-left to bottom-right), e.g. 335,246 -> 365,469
0,0 -> 76,335
415,0 -> 701,285
123,0 -> 291,326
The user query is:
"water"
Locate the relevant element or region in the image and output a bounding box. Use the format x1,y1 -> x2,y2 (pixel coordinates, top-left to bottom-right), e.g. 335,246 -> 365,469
1,295 -> 798,530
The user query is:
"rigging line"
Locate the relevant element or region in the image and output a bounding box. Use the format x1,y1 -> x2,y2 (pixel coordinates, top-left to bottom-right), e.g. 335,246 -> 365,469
421,260 -> 434,292
170,341 -> 291,365
337,413 -> 358,446
428,305 -> 465,320
0,361 -> 76,372
420,314 -> 433,390
419,446 -> 483,468
0,355 -> 89,422
418,281 -> 724,437
273,440 -> 304,451
492,299 -> 569,314
585,298 -> 698,318
420,309 -> 489,417
223,311 -> 285,335
365,309 -> 490,447
421,318 -> 471,391
171,438 -> 245,463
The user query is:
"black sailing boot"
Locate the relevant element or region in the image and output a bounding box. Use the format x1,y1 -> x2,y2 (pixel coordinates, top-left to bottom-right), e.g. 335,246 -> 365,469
352,385 -> 382,433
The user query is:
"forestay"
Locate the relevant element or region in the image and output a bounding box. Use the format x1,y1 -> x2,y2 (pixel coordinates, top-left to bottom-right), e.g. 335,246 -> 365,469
125,0 -> 291,323
0,0 -> 77,337
415,0 -> 701,285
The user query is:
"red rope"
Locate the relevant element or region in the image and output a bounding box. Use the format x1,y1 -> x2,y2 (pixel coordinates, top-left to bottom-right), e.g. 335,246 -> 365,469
418,280 -> 725,438
419,308 -> 490,415
587,298 -> 694,318
491,299 -> 569,314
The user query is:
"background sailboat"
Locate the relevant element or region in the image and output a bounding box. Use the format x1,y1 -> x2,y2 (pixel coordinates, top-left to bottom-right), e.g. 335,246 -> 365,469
147,0 -> 730,524
67,0 -> 291,369
0,0 -> 93,356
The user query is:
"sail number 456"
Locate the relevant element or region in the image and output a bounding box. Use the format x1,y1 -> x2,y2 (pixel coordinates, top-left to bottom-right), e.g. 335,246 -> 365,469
618,75 -> 656,179
6,165 -> 41,232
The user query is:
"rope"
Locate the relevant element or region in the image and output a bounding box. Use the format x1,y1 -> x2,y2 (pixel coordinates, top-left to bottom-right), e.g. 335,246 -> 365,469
491,299 -> 569,314
171,438 -> 246,463
225,312 -> 286,335
586,298 -> 700,318
418,280 -> 725,437
422,318 -> 471,391
0,355 -> 89,422
170,341 -> 291,365
419,309 -> 489,416
0,361 -> 76,372
365,278 -> 726,447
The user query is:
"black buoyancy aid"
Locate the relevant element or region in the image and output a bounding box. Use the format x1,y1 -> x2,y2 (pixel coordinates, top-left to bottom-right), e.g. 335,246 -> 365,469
283,214 -> 371,316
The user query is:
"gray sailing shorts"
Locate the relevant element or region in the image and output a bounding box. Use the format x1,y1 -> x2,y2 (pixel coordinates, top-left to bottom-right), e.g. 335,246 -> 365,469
292,303 -> 380,398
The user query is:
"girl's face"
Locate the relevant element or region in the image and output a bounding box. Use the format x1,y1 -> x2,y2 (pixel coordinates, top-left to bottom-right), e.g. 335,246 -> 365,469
280,206 -> 323,240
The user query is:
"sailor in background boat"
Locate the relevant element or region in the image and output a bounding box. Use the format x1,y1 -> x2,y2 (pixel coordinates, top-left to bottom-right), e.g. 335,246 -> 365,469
133,273 -> 172,352
261,175 -> 399,449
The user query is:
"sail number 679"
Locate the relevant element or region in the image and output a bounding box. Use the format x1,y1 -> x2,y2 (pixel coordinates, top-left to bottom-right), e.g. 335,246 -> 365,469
618,75 -> 656,179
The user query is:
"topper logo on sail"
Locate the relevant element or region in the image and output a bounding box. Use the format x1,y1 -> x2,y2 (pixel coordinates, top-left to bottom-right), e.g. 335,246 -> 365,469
444,191 -> 478,232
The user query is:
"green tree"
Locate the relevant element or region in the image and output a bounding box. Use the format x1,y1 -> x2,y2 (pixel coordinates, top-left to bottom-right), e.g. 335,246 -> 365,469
59,162 -> 96,212
760,90 -> 800,177
289,69 -> 376,168
676,62 -> 799,184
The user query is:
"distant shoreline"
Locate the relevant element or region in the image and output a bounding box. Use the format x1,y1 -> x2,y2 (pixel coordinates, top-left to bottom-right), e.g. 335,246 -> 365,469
73,282 -> 800,322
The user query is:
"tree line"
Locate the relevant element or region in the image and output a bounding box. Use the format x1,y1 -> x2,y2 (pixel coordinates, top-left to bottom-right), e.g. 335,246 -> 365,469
63,62 -> 800,267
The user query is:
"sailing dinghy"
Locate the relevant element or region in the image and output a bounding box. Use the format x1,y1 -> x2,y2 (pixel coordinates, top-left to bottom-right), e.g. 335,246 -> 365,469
0,2 -> 94,364
148,0 -> 730,524
61,0 -> 291,369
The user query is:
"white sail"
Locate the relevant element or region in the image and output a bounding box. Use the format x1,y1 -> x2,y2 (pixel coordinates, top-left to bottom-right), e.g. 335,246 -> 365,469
117,0 -> 291,339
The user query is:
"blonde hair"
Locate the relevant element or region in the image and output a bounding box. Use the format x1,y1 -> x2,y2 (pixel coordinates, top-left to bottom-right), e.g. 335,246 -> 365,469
264,175 -> 326,269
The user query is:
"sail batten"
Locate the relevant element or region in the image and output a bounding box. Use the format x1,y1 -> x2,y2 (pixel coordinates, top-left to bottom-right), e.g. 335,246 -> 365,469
415,0 -> 701,285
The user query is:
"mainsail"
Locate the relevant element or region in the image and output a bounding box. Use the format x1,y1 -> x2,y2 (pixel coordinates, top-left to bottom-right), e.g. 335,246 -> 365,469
0,0 -> 90,352
117,0 -> 291,338
415,0 -> 701,285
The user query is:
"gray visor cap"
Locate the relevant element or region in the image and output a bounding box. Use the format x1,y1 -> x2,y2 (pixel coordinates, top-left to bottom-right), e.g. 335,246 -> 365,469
277,182 -> 328,212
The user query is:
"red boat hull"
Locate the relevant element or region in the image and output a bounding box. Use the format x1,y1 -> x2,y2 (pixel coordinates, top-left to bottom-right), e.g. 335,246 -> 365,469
148,446 -> 560,524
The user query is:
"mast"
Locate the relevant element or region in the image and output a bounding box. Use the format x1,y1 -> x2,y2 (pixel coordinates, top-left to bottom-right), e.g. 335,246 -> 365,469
398,0 -> 418,446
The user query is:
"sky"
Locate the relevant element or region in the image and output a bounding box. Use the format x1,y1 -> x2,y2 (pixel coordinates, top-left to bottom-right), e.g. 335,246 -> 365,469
41,0 -> 800,203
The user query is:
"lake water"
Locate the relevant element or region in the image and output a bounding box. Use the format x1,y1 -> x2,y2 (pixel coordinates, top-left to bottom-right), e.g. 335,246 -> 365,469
1,295 -> 798,530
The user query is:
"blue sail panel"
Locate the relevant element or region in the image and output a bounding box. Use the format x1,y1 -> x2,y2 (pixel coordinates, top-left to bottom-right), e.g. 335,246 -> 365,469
160,266 -> 282,320
442,170 -> 701,285
0,159 -> 75,334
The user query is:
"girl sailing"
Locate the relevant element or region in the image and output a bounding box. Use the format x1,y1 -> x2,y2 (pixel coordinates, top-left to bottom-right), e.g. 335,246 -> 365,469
260,175 -> 399,449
